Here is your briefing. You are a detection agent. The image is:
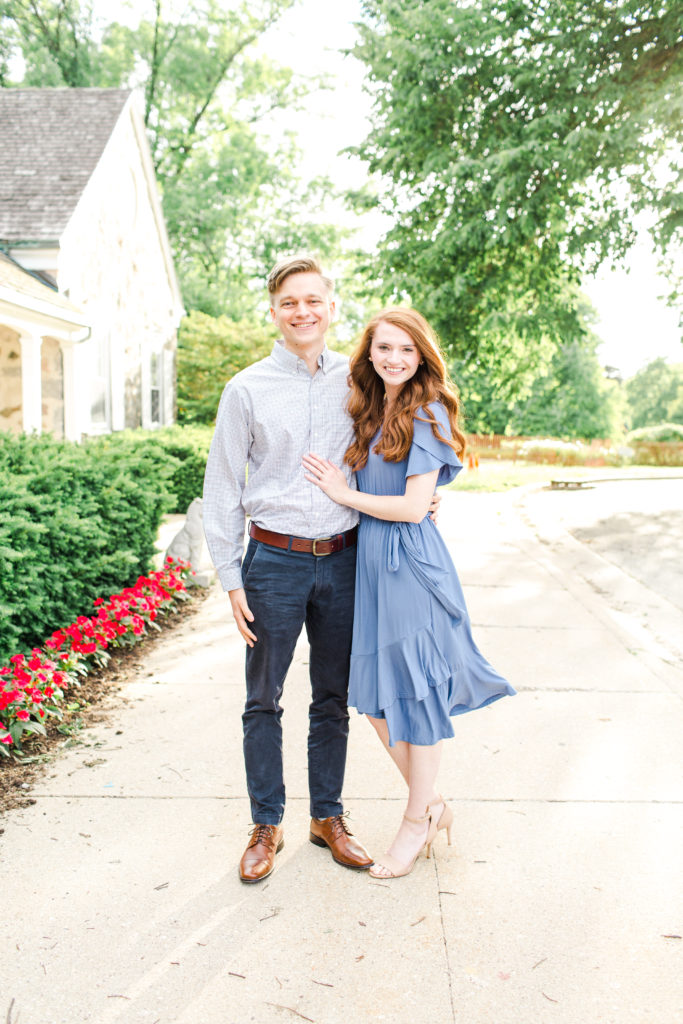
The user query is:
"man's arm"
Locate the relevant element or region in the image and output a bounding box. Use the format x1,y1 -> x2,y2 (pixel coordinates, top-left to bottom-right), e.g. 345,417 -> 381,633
203,383 -> 257,642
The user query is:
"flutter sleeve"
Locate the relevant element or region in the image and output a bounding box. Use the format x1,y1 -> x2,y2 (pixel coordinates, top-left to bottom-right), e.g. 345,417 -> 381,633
405,402 -> 463,486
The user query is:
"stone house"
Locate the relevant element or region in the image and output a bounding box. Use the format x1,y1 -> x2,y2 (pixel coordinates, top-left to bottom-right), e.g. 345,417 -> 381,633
0,88 -> 183,440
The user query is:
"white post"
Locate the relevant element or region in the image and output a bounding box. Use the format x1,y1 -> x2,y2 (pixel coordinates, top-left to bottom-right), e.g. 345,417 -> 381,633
19,332 -> 43,434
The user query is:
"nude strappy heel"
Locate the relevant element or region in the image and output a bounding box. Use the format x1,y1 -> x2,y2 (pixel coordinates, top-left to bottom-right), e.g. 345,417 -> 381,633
429,795 -> 454,846
369,808 -> 438,879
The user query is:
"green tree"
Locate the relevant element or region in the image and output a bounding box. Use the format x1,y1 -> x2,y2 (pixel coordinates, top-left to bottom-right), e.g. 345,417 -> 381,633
1,0 -> 345,316
177,311 -> 276,423
0,0 -> 99,86
452,290 -> 626,437
352,0 -> 682,371
625,358 -> 683,428
508,340 -> 625,439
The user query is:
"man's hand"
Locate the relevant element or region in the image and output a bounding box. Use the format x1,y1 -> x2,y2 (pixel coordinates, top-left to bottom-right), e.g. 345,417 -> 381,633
228,587 -> 257,647
428,490 -> 441,524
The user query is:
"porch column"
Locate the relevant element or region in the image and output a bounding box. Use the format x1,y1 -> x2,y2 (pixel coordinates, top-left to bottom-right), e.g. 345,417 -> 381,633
19,331 -> 43,434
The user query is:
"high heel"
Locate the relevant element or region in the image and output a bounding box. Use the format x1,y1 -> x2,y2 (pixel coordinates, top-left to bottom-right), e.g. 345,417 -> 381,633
429,795 -> 454,846
369,809 -> 438,879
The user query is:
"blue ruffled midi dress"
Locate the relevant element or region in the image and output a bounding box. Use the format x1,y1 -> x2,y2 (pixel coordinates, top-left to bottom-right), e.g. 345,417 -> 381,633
347,402 -> 516,746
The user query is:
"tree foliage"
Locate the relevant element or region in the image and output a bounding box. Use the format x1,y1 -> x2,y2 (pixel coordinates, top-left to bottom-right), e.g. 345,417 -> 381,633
1,0 -> 344,316
453,290 -> 626,438
625,357 -> 683,428
0,0 -> 99,86
507,339 -> 625,439
352,0 -> 683,371
177,311 -> 276,423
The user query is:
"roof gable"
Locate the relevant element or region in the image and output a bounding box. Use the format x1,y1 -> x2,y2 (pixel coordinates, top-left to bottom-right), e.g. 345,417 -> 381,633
0,88 -> 132,243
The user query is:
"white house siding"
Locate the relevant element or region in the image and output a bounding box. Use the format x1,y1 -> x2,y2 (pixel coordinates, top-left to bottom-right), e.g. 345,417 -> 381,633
57,96 -> 182,436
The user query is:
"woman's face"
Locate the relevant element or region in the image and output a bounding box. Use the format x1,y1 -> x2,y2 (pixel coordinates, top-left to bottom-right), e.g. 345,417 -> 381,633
369,321 -> 421,397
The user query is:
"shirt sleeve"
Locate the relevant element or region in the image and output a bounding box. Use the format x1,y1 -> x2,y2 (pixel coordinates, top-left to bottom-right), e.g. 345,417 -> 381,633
405,403 -> 463,486
202,380 -> 251,592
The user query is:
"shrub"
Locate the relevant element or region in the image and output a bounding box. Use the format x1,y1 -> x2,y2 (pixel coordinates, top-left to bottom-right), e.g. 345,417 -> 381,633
626,423 -> 683,443
113,425 -> 213,513
467,435 -> 621,466
177,311 -> 275,425
146,425 -> 212,512
0,432 -> 177,663
623,424 -> 683,466
629,442 -> 683,467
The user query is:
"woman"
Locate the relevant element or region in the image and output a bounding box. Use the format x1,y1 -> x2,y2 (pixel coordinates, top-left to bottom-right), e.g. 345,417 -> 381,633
302,308 -> 515,879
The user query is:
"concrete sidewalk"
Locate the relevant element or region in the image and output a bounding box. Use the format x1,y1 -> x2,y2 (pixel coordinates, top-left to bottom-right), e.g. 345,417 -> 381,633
1,487 -> 682,1024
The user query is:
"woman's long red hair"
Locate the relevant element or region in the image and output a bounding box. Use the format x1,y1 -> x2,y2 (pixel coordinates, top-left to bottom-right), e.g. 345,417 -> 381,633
344,307 -> 466,471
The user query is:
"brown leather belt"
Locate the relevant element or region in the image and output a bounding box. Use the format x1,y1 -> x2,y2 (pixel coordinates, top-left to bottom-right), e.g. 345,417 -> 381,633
249,522 -> 357,556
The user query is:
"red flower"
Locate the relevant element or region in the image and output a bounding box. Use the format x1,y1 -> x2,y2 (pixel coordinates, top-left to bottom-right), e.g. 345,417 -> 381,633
0,689 -> 20,711
16,709 -> 29,721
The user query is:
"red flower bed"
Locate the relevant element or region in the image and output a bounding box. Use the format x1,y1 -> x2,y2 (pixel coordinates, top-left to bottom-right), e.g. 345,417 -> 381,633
0,559 -> 192,756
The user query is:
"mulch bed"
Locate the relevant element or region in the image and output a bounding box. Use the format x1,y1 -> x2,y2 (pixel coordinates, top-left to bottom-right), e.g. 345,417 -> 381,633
0,589 -> 209,821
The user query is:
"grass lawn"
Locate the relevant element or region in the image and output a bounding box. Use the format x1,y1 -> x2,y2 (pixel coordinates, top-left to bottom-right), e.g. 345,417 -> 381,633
450,461 -> 683,493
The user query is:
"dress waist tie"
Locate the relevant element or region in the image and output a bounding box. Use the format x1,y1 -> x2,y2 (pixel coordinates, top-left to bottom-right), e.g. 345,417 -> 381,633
388,523 -> 465,622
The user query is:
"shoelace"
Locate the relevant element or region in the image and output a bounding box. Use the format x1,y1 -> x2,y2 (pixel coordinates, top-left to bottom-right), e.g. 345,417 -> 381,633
328,812 -> 353,840
248,823 -> 277,848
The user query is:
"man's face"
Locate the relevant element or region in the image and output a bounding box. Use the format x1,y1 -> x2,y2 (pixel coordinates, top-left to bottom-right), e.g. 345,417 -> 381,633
270,272 -> 335,354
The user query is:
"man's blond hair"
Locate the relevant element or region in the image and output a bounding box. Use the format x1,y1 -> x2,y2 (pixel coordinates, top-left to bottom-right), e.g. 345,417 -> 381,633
267,255 -> 334,300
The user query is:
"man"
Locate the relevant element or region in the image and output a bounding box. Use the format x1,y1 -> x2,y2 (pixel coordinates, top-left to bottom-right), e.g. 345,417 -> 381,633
203,255 -> 373,882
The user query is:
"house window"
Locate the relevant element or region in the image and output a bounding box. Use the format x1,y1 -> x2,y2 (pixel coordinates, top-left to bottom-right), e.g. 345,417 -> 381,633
150,350 -> 162,425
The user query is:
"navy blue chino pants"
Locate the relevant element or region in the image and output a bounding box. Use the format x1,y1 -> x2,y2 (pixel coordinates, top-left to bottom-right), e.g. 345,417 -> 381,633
241,536 -> 356,825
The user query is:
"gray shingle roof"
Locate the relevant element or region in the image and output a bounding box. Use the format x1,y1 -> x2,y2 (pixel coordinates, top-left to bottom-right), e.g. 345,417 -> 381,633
0,88 -> 132,243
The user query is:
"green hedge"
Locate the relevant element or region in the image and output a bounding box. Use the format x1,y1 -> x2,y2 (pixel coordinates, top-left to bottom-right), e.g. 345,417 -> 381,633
630,442 -> 683,467
624,424 -> 683,466
626,423 -> 683,444
116,425 -> 213,513
0,432 -> 178,663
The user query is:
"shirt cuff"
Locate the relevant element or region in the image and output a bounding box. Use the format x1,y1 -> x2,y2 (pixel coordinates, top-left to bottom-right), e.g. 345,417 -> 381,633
218,567 -> 245,592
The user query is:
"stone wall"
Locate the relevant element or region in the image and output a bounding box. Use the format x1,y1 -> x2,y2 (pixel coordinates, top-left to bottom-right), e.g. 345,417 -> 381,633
41,336 -> 64,437
0,324 -> 22,434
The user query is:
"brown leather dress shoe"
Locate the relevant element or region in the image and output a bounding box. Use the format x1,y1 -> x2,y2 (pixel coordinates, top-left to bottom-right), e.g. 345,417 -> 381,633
309,813 -> 373,869
239,824 -> 284,883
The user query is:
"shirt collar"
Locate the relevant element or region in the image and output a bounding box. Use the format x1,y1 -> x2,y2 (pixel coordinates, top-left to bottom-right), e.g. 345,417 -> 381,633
271,339 -> 332,375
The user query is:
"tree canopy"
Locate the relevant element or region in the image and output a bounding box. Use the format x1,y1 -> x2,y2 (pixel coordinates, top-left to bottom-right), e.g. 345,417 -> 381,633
1,0 -> 344,317
625,357 -> 683,428
352,0 -> 682,367
177,311 -> 275,423
453,289 -> 626,437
